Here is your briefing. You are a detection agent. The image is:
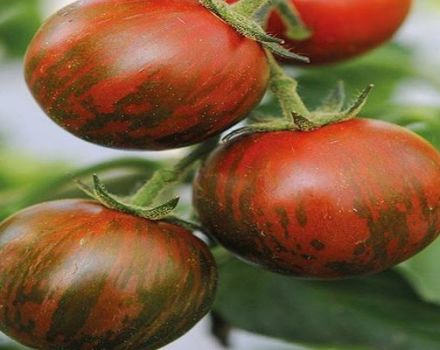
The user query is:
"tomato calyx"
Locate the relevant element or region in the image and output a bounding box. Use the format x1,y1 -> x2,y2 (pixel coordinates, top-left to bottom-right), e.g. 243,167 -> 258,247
77,138 -> 219,221
304,82 -> 374,129
77,175 -> 180,220
228,85 -> 373,139
268,52 -> 374,131
199,0 -> 308,62
224,71 -> 374,141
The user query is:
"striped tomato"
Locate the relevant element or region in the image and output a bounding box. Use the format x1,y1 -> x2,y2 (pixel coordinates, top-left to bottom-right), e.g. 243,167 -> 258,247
24,0 -> 269,150
267,0 -> 412,65
193,119 -> 440,279
0,200 -> 217,349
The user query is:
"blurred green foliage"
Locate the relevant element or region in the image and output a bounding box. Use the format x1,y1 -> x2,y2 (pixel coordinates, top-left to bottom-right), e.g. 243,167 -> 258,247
0,151 -> 67,193
426,0 -> 440,11
0,154 -> 167,222
0,0 -> 42,57
399,239 -> 440,305
215,259 -> 440,350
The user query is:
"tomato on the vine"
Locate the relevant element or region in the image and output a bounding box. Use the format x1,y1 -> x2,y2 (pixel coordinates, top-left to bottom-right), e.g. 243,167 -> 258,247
0,200 -> 217,350
25,0 -> 269,150
267,0 -> 412,65
193,119 -> 440,279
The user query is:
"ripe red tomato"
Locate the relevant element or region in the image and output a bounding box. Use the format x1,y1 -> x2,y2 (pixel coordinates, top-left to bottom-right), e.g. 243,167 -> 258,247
193,119 -> 440,279
25,0 -> 269,150
267,0 -> 412,65
0,200 -> 217,349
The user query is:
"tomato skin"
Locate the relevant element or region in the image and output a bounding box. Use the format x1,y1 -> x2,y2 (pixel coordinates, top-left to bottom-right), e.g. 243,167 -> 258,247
193,119 -> 440,279
267,0 -> 412,65
0,200 -> 217,350
24,0 -> 269,150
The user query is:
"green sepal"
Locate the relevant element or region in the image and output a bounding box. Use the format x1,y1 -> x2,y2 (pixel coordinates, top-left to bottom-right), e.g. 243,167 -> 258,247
222,120 -> 292,142
273,0 -> 312,41
76,175 -> 180,220
312,84 -> 375,126
262,41 -> 308,61
341,84 -> 375,119
200,0 -> 281,43
315,81 -> 346,113
199,0 -> 309,62
291,112 -> 317,131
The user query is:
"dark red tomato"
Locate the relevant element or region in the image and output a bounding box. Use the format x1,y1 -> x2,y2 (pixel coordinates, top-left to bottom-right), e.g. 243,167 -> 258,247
0,200 -> 217,350
266,0 -> 412,65
193,119 -> 440,279
24,0 -> 269,150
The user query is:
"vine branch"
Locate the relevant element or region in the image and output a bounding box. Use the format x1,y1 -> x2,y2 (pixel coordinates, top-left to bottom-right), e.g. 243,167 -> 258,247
130,137 -> 219,207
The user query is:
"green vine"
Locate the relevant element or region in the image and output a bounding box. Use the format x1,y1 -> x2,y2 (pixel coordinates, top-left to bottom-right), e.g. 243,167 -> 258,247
130,137 -> 219,207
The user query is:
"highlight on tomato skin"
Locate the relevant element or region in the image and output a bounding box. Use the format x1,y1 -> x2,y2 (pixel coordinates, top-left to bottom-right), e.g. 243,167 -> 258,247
0,199 -> 218,350
24,0 -> 269,151
267,0 -> 413,65
193,118 -> 440,279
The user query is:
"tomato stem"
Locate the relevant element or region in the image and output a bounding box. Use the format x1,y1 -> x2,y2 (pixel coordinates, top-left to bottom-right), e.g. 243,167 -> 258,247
273,0 -> 312,41
130,137 -> 219,207
267,52 -> 311,126
232,0 -> 271,17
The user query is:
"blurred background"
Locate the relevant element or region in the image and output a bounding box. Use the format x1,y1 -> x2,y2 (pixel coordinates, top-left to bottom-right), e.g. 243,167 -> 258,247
1,0 -> 440,349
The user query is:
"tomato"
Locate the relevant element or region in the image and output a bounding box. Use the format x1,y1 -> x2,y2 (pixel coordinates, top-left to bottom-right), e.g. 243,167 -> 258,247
0,200 -> 217,349
193,119 -> 440,279
24,0 -> 269,150
266,0 -> 412,65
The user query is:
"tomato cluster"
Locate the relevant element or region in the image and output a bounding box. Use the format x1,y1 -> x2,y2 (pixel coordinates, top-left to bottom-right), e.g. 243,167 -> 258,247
1,0 -> 438,349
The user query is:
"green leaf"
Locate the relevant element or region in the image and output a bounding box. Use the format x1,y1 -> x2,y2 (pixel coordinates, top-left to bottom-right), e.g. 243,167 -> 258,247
0,0 -> 42,58
215,259 -> 440,350
315,81 -> 346,113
